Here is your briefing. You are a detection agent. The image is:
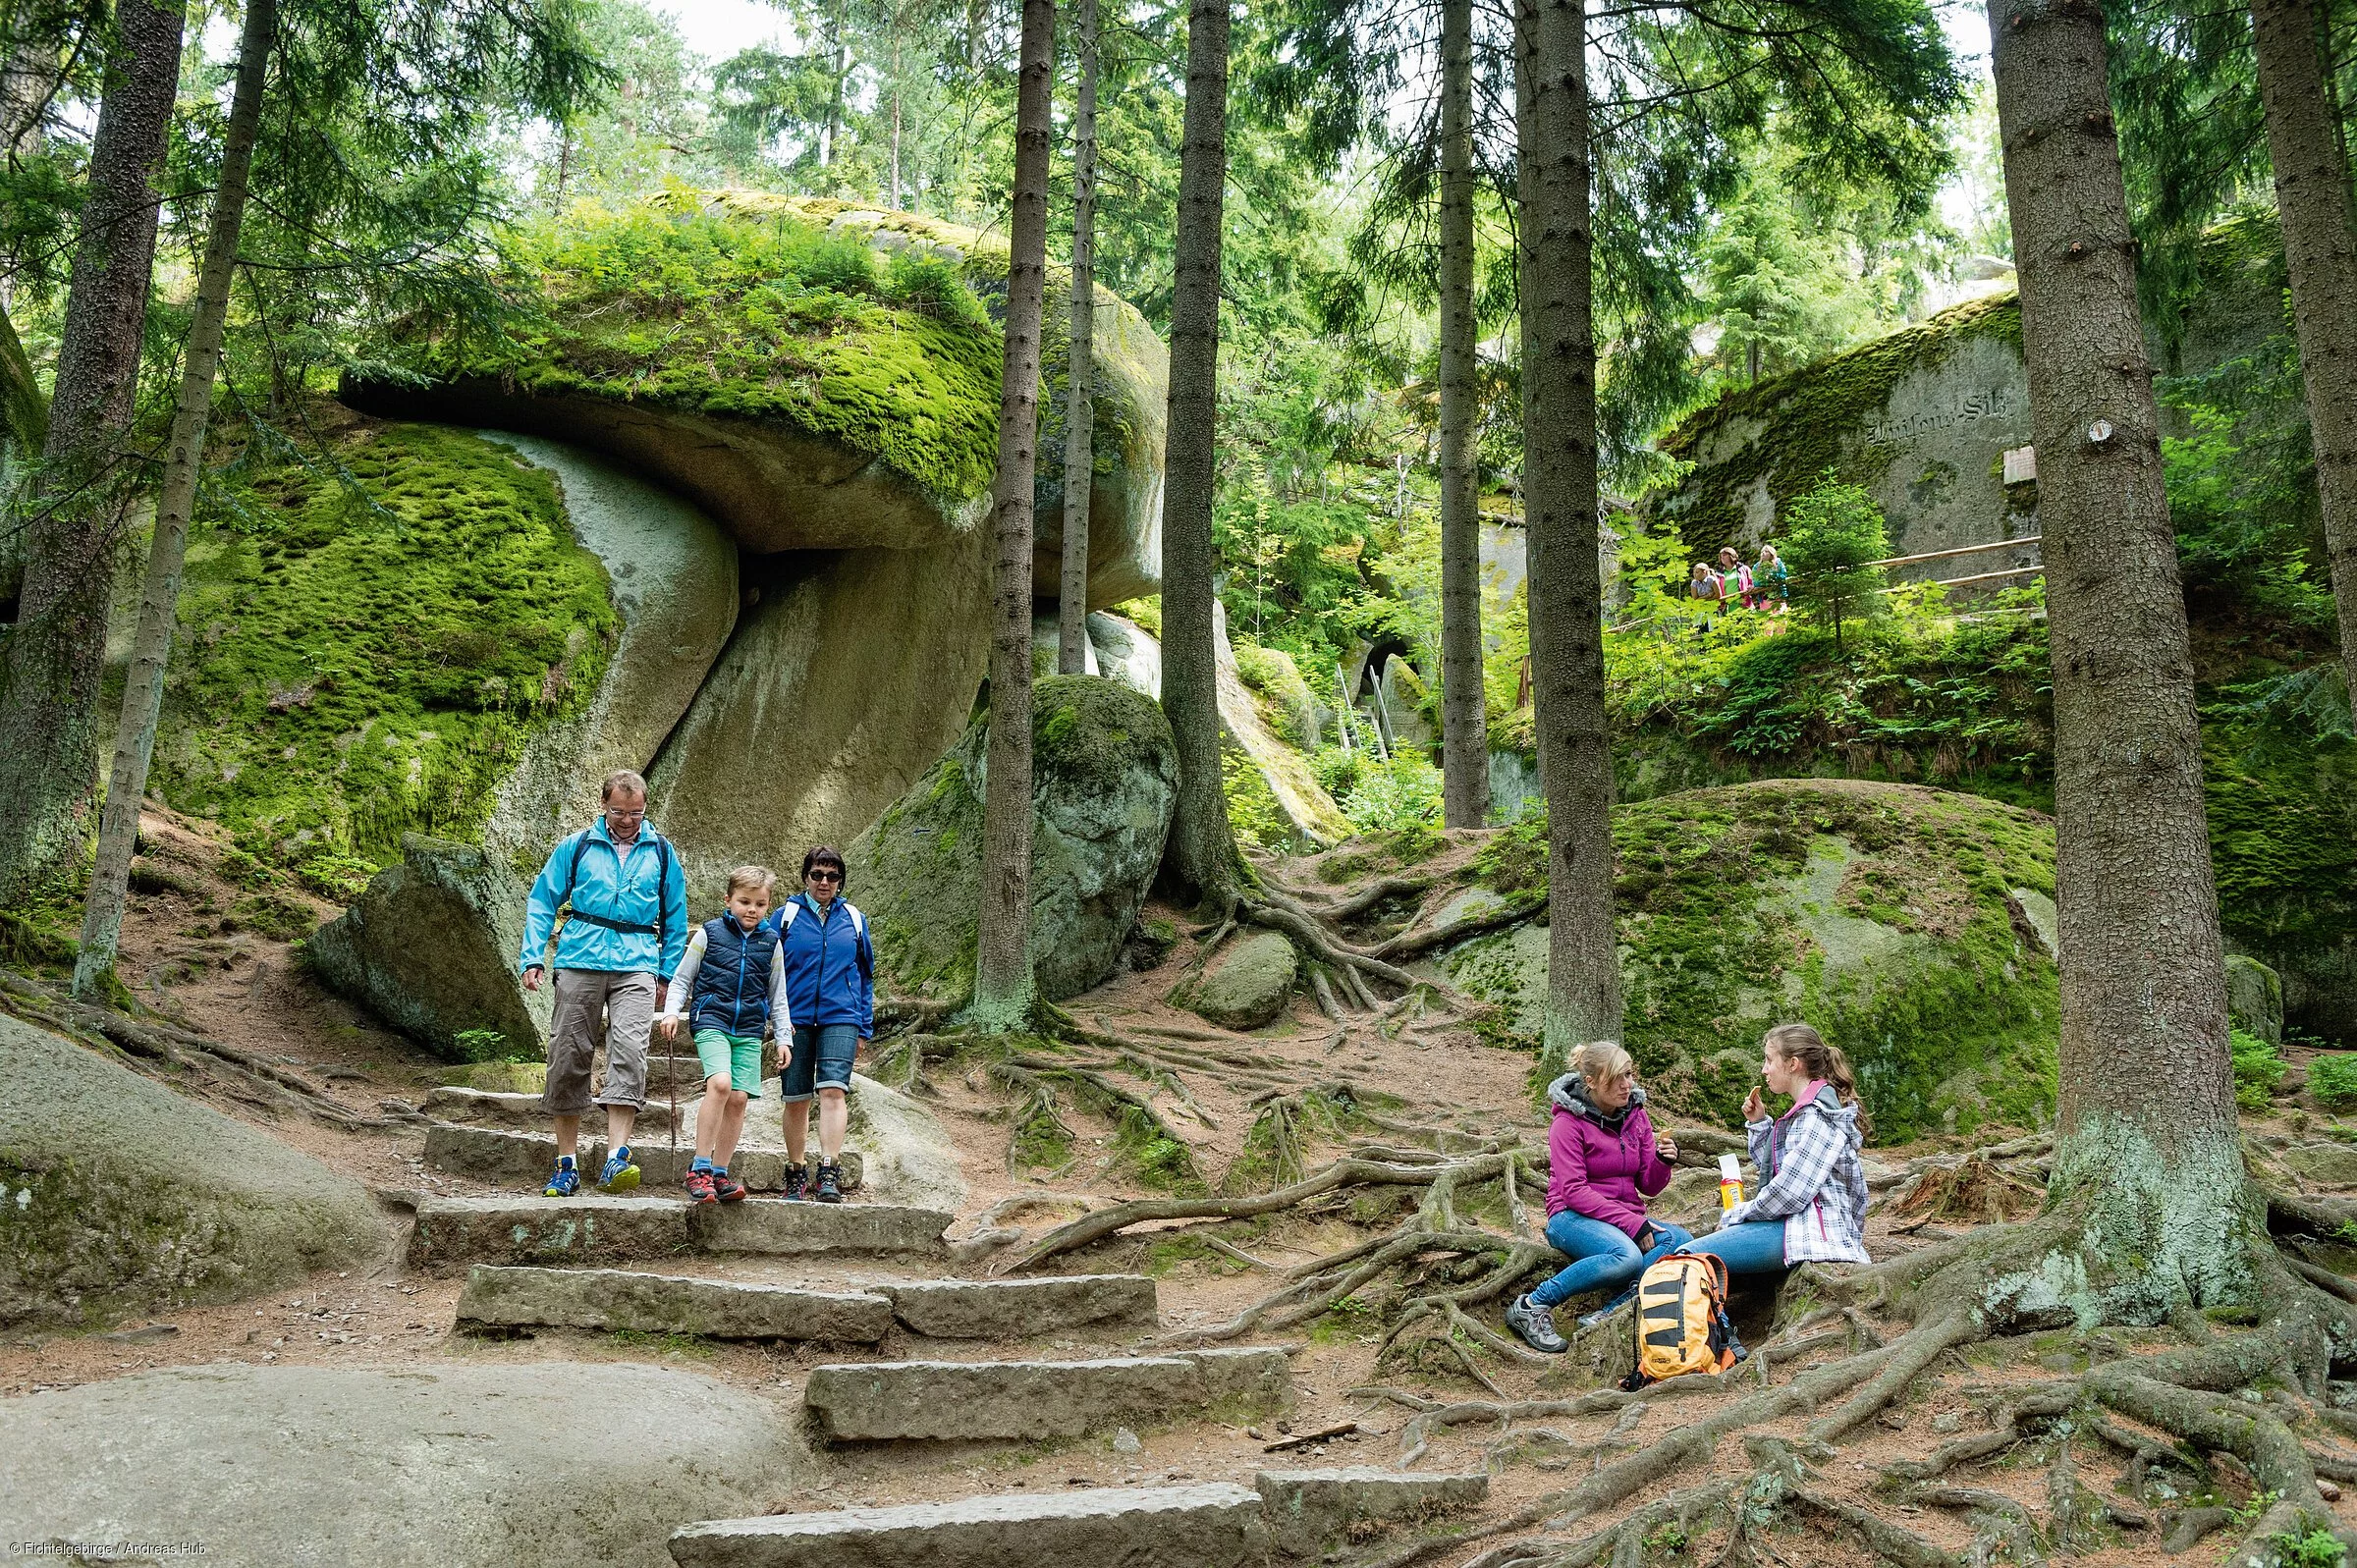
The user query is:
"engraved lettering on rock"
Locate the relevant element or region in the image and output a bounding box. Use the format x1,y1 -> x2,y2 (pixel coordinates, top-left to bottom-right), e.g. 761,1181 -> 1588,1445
1863,386 -> 2016,446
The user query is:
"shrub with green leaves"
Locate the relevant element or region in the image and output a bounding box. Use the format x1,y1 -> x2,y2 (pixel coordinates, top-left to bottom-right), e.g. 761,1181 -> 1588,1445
2231,1027 -> 2288,1111
2309,1053 -> 2357,1112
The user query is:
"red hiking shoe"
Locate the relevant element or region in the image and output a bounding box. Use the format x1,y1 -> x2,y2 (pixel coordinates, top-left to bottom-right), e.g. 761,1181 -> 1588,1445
711,1171 -> 747,1203
684,1169 -> 717,1205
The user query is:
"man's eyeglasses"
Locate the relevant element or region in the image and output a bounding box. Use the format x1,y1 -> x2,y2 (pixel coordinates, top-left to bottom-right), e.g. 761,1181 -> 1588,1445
808,869 -> 843,884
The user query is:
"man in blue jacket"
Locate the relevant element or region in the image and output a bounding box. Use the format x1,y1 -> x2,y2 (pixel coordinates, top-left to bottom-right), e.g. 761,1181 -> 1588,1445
518,770 -> 688,1197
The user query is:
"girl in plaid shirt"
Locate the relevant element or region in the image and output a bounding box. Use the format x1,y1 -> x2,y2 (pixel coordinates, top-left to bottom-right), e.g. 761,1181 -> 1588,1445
1687,1023 -> 1873,1272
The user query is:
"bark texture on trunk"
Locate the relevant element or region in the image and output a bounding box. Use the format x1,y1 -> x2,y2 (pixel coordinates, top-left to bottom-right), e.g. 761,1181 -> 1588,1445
2250,0 -> 2357,705
74,0 -> 274,994
1988,0 -> 2246,1317
1437,0 -> 1487,829
0,0 -> 184,904
973,0 -> 1056,1025
1515,0 -> 1621,1053
1157,0 -> 1238,910
1056,0 -> 1099,677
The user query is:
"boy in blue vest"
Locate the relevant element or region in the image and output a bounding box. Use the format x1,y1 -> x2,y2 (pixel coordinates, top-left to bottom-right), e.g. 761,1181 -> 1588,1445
656,866 -> 791,1203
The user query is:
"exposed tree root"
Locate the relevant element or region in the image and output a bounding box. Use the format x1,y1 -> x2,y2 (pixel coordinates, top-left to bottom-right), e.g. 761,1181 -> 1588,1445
1369,896 -> 1544,959
1239,899 -> 1427,994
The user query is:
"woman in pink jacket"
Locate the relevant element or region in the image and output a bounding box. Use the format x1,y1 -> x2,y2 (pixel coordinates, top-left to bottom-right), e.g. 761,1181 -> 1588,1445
1505,1042 -> 1686,1355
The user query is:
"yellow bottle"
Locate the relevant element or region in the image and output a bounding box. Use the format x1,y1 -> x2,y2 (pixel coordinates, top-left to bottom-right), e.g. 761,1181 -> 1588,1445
1719,1153 -> 1744,1210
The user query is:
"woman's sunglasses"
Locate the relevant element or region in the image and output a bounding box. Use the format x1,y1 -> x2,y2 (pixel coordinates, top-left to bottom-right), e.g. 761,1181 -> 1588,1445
808,868 -> 843,884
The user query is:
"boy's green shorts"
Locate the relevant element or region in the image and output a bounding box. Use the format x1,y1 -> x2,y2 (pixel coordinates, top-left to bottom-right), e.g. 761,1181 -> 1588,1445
691,1030 -> 764,1097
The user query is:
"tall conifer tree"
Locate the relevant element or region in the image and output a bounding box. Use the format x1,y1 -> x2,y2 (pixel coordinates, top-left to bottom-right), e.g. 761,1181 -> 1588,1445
974,0 -> 1057,1023
1988,0 -> 2245,1306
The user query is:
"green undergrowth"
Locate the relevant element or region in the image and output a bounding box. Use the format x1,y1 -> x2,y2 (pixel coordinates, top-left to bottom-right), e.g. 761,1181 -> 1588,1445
2230,1027 -> 2288,1111
404,201 -> 1003,506
1648,291 -> 2021,553
1598,592 -> 2055,811
1461,781 -> 2059,1141
2309,1054 -> 2357,1112
155,423 -> 616,883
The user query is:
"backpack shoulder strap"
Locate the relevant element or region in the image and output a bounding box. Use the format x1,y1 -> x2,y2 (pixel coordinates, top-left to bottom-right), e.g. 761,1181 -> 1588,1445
563,830 -> 592,905
777,899 -> 800,932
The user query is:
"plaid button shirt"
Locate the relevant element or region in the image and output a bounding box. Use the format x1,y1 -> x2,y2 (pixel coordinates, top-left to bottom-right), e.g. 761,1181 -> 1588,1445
1721,1089 -> 1871,1265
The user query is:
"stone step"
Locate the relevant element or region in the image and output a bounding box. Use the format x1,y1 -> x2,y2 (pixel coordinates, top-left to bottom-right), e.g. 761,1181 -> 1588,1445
1254,1468 -> 1488,1556
801,1346 -> 1292,1441
876,1275 -> 1156,1338
409,1195 -> 952,1270
456,1265 -> 894,1341
421,1121 -> 863,1193
689,1199 -> 948,1259
670,1484 -> 1267,1568
422,1086 -> 678,1135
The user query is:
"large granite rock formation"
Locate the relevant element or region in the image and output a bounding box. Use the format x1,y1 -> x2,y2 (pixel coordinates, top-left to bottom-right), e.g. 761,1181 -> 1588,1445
1648,216 -> 2286,569
0,1014 -> 386,1327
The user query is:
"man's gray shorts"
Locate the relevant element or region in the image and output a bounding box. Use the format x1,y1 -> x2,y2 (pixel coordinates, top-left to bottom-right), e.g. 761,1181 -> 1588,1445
542,968 -> 655,1115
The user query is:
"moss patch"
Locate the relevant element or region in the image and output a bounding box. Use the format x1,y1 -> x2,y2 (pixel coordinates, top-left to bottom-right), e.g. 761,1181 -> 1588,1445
394,201 -> 1004,507
155,423 -> 616,881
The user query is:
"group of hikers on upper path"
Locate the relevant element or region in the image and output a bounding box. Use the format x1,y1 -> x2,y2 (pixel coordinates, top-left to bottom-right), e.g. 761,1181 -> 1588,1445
1687,543 -> 1789,617
515,768 -> 875,1206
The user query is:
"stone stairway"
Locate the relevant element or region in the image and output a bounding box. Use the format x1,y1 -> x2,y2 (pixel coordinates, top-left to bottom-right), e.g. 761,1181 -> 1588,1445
667,1469 -> 1492,1566
414,1101 -> 1475,1566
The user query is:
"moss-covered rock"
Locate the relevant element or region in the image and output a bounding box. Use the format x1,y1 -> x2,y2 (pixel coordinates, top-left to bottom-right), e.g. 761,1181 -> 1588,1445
154,421 -> 618,884
344,190 -> 1165,608
850,675 -> 1178,1001
1235,642 -> 1321,750
0,1013 -> 387,1327
2205,720 -> 2357,1041
1170,931 -> 1298,1030
306,834 -> 547,1058
2224,953 -> 2284,1046
1446,779 -> 2059,1143
1216,607 -> 1350,851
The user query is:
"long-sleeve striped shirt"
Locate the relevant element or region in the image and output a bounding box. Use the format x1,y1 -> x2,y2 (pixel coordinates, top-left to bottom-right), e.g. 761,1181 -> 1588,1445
1720,1084 -> 1871,1265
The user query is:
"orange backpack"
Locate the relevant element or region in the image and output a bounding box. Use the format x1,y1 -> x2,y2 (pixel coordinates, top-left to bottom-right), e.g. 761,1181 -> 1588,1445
1619,1251 -> 1739,1390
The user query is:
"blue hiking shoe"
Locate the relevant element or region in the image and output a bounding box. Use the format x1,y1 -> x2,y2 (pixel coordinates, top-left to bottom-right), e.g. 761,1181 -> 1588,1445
543,1161 -> 580,1198
596,1147 -> 641,1194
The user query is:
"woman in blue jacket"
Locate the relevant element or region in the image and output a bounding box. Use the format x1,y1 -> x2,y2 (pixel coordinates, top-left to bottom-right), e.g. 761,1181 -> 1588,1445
772,844 -> 874,1202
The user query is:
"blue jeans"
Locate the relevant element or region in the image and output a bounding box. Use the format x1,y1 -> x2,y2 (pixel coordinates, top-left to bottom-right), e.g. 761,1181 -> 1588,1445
1528,1212 -> 1694,1310
1684,1220 -> 1787,1274
782,1024 -> 858,1103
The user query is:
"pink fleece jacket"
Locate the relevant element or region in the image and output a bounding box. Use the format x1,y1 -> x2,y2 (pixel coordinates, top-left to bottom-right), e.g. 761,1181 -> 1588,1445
1544,1071 -> 1674,1236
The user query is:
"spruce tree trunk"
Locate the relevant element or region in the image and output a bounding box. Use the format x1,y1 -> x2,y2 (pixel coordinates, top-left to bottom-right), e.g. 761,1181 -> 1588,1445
1157,0 -> 1239,910
973,0 -> 1056,1026
1438,0 -> 1487,829
1515,0 -> 1621,1053
2250,0 -> 2357,706
1988,0 -> 2247,1315
73,0 -> 273,996
1056,0 -> 1099,677
0,0 -> 184,904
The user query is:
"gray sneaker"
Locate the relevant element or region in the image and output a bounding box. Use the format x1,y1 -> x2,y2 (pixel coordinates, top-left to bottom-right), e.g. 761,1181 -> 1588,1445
1506,1293 -> 1568,1355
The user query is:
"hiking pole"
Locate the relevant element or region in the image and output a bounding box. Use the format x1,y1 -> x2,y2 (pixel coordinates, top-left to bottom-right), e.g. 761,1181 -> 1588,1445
667,1015 -> 678,1160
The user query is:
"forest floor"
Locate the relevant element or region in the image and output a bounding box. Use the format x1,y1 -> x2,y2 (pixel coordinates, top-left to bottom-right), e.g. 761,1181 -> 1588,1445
8,804 -> 2357,1567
